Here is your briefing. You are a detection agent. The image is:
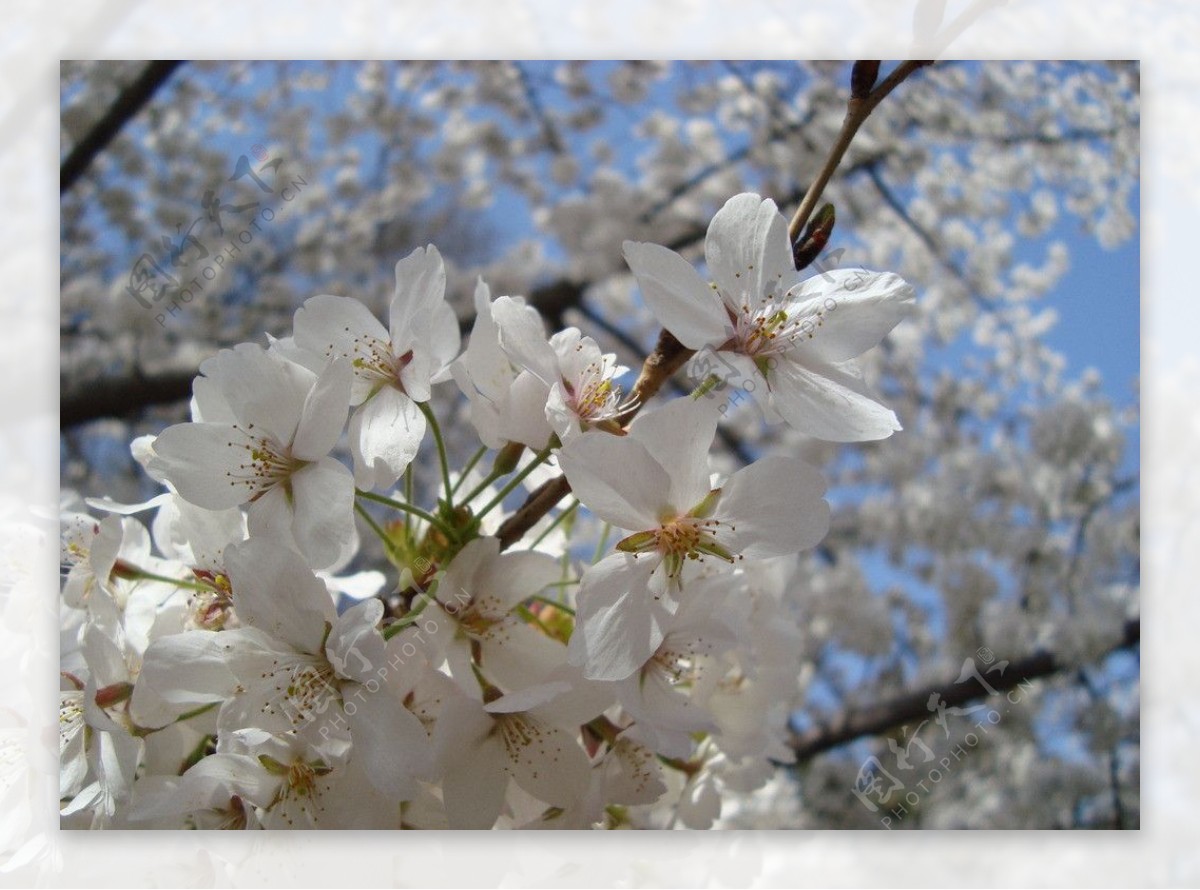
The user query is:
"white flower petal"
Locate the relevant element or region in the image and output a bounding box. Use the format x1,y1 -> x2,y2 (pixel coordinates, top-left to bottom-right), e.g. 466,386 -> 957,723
787,269 -> 915,365
151,423 -> 255,511
484,680 -> 574,715
604,737 -> 667,806
477,548 -> 562,616
435,694 -> 510,829
289,457 -> 358,571
293,294 -> 391,376
244,483 -> 294,547
451,281 -> 517,445
398,352 -> 435,404
129,630 -> 238,728
325,598 -> 385,684
451,363 -> 503,448
479,618 -> 568,689
556,433 -> 669,531
349,386 -> 425,490
201,343 -> 313,445
626,398 -> 719,513
225,539 -> 334,653
292,357 -> 352,461
718,455 -> 830,557
502,370 -> 555,448
492,295 -> 559,384
705,193 -> 795,313
525,666 -> 618,727
623,240 -> 730,349
617,668 -> 711,757
678,773 -> 721,829
495,713 -> 590,808
768,357 -> 902,442
165,497 -> 246,570
568,553 -> 664,681
390,245 -> 446,347
433,537 -> 496,617
344,682 -> 434,799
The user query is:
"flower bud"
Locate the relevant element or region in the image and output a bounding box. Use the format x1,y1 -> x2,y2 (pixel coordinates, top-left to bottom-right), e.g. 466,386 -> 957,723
851,61 -> 880,100
792,202 -> 836,270
492,441 -> 526,476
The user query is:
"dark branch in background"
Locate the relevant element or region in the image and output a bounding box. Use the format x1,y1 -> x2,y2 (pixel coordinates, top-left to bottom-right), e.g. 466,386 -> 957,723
61,61 -> 184,194
789,617 -> 1139,762
1076,665 -> 1130,829
513,62 -> 566,155
61,369 -> 197,426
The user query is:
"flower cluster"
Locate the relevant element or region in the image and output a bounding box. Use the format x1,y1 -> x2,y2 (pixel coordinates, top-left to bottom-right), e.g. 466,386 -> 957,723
60,194 -> 913,829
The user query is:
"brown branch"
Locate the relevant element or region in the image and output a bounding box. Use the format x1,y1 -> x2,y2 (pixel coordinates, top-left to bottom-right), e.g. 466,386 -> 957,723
61,368 -> 195,427
789,617 -> 1140,762
61,61 -> 184,194
788,60 -> 932,240
496,476 -> 573,550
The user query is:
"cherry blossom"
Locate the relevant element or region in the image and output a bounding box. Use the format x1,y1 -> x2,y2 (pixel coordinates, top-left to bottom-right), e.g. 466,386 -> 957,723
624,193 -> 915,441
149,343 -> 356,570
450,280 -> 554,450
434,678 -> 600,828
292,245 -> 461,489
557,397 -> 830,680
423,536 -> 567,691
213,539 -> 434,801
491,295 -> 632,440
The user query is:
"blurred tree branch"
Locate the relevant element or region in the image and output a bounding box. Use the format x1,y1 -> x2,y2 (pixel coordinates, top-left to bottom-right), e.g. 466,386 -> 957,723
789,616 -> 1139,762
61,368 -> 196,426
60,60 -> 184,194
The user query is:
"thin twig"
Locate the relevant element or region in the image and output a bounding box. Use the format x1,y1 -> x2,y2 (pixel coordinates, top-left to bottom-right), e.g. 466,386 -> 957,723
61,60 -> 184,194
788,60 -> 932,241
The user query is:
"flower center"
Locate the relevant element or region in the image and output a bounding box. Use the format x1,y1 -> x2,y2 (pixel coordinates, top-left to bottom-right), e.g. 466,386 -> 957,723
217,795 -> 249,830
346,330 -> 412,389
225,424 -> 308,502
260,655 -> 340,730
651,645 -> 698,687
562,359 -> 635,428
493,712 -> 557,768
618,509 -> 734,581
732,294 -> 828,361
648,632 -> 720,689
270,759 -> 332,827
287,760 -> 319,797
